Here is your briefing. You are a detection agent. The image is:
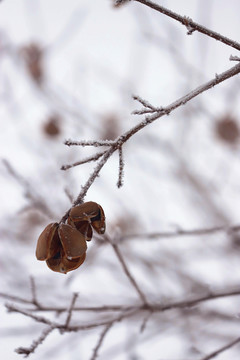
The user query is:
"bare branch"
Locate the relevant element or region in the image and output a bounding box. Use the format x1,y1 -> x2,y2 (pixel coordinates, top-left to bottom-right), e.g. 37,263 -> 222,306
60,147 -> 115,222
65,139 -> 115,147
201,336 -> 240,360
0,292 -> 34,305
4,286 -> 240,314
132,95 -> 156,110
106,235 -> 148,305
6,304 -> 59,327
29,277 -> 41,308
61,150 -> 106,171
117,146 -> 124,188
134,0 -> 240,51
90,322 -> 114,360
15,326 -> 54,358
67,309 -> 139,332
140,310 -> 152,333
114,0 -> 131,7
230,55 -> 240,62
61,61 -> 240,215
2,159 -> 55,218
64,293 -> 78,329
120,224 -> 240,241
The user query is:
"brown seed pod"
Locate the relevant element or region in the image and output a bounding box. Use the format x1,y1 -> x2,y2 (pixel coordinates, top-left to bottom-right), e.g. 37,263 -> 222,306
35,222 -> 59,260
21,43 -> 43,84
215,115 -> 239,145
68,218 -> 93,241
43,115 -> 61,138
91,204 -> 105,234
69,201 -> 105,235
36,222 -> 87,274
58,223 -> 87,259
46,252 -> 86,274
69,202 -> 100,222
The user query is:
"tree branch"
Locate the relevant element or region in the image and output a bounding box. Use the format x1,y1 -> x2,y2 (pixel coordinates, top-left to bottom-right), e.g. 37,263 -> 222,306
107,235 -> 149,305
90,322 -> 114,360
4,287 -> 240,314
201,336 -> 240,360
61,61 -> 240,214
64,293 -> 78,329
15,326 -> 54,358
134,0 -> 240,51
120,224 -> 240,241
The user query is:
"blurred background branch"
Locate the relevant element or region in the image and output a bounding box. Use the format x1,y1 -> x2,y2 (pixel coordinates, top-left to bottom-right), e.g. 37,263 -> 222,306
1,1 -> 240,360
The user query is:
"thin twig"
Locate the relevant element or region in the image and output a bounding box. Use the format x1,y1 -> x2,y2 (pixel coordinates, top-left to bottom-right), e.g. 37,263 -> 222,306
68,308 -> 139,332
90,322 -> 114,360
230,55 -> 240,62
65,139 -> 115,147
201,336 -> 240,360
0,292 -> 34,305
132,95 -> 156,110
15,326 -> 54,358
117,146 -> 124,188
140,310 -> 152,333
106,236 -> 148,305
64,293 -> 78,329
5,286 -> 240,314
6,304 -> 59,327
61,62 -> 240,215
61,150 -> 106,170
29,276 -> 41,308
60,147 -> 115,223
114,0 -> 131,7
2,159 -> 54,218
134,0 -> 240,51
120,224 -> 240,241
64,187 -> 74,203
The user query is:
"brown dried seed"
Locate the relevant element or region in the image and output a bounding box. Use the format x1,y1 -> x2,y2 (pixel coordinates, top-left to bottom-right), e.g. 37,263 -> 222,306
35,223 -> 59,260
43,115 -> 61,138
58,224 -> 87,259
69,202 -> 100,222
91,204 -> 106,234
216,115 -> 240,145
67,218 -> 93,241
62,252 -> 86,273
77,221 -> 93,241
69,202 -> 105,234
46,252 -> 86,274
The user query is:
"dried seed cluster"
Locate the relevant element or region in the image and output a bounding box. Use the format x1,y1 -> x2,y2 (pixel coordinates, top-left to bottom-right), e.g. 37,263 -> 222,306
35,201 -> 105,274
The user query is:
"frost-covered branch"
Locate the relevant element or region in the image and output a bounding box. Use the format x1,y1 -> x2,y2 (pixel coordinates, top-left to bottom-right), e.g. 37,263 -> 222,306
61,61 -> 240,214
117,146 -> 124,188
61,150 -> 106,170
134,0 -> 240,51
